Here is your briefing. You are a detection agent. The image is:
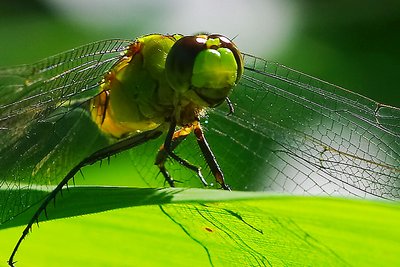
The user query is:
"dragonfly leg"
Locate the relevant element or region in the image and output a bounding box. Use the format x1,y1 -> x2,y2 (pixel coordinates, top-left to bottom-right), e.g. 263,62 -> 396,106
193,121 -> 230,190
8,129 -> 162,266
155,129 -> 189,187
156,122 -> 208,187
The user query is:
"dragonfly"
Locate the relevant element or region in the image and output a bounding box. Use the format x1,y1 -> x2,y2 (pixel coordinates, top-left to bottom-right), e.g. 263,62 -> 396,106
0,33 -> 399,266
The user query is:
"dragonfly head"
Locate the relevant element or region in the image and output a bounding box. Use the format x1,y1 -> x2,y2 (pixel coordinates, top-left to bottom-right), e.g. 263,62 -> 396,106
165,34 -> 243,108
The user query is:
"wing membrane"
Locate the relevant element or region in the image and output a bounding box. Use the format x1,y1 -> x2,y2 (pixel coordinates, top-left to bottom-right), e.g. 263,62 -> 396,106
208,53 -> 399,199
0,39 -> 133,146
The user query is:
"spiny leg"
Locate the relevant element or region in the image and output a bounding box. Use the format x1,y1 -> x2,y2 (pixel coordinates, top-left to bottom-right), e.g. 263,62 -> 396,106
8,130 -> 162,266
155,126 -> 190,187
193,121 -> 230,190
155,121 -> 208,187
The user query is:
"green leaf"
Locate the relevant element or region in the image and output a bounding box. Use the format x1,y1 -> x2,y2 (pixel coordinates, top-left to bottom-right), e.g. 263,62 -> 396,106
1,187 -> 399,266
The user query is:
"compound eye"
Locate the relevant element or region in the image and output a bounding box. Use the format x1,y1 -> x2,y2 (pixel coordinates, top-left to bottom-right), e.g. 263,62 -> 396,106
165,34 -> 243,107
165,35 -> 206,93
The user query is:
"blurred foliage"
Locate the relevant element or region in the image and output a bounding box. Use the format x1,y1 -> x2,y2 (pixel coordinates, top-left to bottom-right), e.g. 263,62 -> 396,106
280,0 -> 400,107
1,0 -> 398,106
0,0 -> 49,14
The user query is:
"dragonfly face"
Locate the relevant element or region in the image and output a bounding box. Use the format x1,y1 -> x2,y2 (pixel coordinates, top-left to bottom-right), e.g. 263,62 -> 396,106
0,33 -> 399,266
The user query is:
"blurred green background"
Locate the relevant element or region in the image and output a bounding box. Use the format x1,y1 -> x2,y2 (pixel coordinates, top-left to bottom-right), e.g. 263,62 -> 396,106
1,1 -> 399,265
0,0 -> 399,106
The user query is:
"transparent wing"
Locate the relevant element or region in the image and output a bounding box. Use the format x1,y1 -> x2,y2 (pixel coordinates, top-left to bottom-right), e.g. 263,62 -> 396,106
0,39 -> 136,224
206,53 -> 399,199
0,39 -> 133,146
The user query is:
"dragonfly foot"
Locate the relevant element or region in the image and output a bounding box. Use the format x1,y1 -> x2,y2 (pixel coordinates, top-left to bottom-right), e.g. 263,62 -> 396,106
158,165 -> 175,187
196,169 -> 208,187
8,260 -> 17,267
221,184 -> 231,191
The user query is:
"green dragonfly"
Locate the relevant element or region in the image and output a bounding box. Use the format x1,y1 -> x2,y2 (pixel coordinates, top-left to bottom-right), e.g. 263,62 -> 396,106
0,33 -> 399,266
